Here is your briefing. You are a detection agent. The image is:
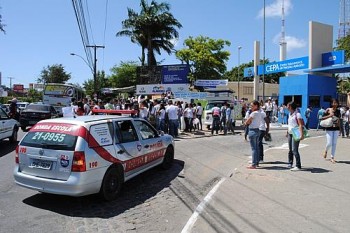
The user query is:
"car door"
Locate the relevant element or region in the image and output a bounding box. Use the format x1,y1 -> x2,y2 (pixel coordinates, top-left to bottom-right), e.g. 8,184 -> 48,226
114,120 -> 143,176
133,119 -> 165,168
0,108 -> 14,139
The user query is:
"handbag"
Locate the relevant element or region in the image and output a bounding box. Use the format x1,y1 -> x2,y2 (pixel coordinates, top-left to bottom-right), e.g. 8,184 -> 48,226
291,126 -> 309,141
320,117 -> 333,128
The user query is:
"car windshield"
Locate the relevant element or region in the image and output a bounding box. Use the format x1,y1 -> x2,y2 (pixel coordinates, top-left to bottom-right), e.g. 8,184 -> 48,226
21,131 -> 77,150
26,105 -> 50,111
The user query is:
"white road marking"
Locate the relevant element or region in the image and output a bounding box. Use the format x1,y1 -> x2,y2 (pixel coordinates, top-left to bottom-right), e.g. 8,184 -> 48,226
181,178 -> 226,233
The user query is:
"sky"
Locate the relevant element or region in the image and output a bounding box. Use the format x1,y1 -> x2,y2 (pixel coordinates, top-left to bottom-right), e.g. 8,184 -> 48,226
0,0 -> 341,89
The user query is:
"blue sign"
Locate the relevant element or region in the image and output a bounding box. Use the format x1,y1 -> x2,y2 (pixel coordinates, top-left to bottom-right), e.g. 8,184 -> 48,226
194,79 -> 228,87
258,56 -> 309,75
162,64 -> 189,84
243,67 -> 255,77
322,50 -> 345,67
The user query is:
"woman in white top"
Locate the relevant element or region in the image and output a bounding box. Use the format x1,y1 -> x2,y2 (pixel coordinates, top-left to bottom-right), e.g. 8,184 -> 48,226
286,101 -> 304,171
245,100 -> 263,169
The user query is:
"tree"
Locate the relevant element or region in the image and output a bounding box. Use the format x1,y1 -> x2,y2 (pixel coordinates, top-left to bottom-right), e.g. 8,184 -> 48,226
335,35 -> 350,62
37,64 -> 71,84
0,11 -> 5,34
83,71 -> 109,97
27,88 -> 42,102
224,59 -> 285,84
175,36 -> 231,82
116,0 -> 182,66
109,61 -> 138,88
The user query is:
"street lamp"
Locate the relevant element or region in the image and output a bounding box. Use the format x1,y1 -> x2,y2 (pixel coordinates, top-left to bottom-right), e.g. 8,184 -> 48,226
70,53 -> 93,74
262,0 -> 266,100
237,46 -> 242,101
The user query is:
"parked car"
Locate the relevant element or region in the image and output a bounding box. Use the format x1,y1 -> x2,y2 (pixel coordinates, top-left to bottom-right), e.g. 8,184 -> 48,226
14,115 -> 175,201
16,102 -> 30,112
0,107 -> 19,143
0,104 -> 10,114
19,104 -> 59,131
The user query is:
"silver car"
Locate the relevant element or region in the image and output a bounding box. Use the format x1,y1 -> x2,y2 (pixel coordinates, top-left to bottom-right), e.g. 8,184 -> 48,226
14,115 -> 174,201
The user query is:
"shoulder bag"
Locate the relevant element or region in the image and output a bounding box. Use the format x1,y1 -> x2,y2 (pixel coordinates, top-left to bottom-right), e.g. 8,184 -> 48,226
320,117 -> 333,128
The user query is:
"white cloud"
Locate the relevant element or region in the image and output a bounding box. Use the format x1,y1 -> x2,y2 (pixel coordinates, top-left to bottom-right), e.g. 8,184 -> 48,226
273,33 -> 306,52
257,0 -> 293,18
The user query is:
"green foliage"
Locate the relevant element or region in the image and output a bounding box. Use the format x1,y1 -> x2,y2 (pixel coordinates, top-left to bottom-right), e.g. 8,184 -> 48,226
335,35 -> 350,62
37,64 -> 71,84
175,36 -> 231,82
82,71 -> 109,97
27,88 -> 42,102
0,12 -> 6,34
338,79 -> 350,94
116,0 -> 182,66
109,61 -> 138,88
224,59 -> 284,84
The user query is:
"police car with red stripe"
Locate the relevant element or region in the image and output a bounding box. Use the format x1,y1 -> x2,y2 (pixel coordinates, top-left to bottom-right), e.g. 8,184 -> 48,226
13,113 -> 175,201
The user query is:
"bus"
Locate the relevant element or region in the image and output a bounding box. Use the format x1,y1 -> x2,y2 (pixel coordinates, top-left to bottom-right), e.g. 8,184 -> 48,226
43,83 -> 85,114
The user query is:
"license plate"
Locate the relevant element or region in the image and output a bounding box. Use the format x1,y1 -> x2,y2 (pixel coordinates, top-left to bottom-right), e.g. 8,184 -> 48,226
30,160 -> 52,170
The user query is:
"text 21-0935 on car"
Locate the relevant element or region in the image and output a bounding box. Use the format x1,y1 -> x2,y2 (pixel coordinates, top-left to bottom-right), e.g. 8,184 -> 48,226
13,115 -> 175,201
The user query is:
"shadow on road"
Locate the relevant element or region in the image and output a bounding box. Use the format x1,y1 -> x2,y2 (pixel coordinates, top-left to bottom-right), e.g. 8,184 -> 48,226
22,159 -> 185,218
0,140 -> 18,158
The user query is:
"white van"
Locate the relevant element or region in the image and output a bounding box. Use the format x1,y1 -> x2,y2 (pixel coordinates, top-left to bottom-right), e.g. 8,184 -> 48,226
14,115 -> 175,201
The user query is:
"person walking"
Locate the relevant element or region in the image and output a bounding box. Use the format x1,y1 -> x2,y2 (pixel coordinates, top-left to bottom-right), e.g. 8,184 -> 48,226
258,107 -> 270,163
286,101 -> 305,171
343,106 -> 350,137
245,100 -> 263,169
304,106 -> 312,130
211,103 -> 221,135
165,100 -> 179,138
196,103 -> 203,130
321,99 -> 341,163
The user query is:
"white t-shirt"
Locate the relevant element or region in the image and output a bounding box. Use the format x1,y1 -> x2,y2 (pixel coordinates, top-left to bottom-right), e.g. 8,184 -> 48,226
166,105 -> 179,120
248,111 -> 261,129
288,112 -> 303,134
196,106 -> 203,115
258,110 -> 267,131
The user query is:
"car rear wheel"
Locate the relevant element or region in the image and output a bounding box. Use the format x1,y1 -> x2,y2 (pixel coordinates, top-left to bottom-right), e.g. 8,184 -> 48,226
161,146 -> 174,170
9,127 -> 18,143
99,166 -> 123,201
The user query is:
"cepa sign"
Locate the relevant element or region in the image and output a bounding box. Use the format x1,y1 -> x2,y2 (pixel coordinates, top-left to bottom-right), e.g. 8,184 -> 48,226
243,56 -> 309,77
322,50 -> 345,67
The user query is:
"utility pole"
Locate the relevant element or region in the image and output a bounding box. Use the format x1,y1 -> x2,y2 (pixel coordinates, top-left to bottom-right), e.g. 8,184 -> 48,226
86,45 -> 105,99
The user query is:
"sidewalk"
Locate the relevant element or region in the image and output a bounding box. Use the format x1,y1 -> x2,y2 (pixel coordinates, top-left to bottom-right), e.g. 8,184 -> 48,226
196,135 -> 350,232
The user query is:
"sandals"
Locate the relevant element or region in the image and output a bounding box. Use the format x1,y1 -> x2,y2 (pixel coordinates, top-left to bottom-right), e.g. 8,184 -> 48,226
331,158 -> 337,164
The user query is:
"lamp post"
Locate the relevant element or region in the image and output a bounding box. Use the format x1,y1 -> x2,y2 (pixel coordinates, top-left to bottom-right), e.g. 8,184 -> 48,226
237,46 -> 242,101
262,0 -> 266,101
70,53 -> 93,74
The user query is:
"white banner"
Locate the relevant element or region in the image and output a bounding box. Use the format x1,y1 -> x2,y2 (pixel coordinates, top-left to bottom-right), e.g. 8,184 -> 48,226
136,84 -> 189,95
194,79 -> 228,87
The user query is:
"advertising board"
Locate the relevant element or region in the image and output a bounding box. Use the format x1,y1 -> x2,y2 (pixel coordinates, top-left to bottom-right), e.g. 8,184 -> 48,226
161,64 -> 189,84
136,84 -> 189,95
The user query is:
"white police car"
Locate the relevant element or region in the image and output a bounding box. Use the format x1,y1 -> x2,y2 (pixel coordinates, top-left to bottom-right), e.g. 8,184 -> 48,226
13,114 -> 175,201
0,107 -> 19,143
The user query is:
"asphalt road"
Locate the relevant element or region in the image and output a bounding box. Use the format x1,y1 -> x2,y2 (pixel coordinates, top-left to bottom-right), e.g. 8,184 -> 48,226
1,127 -> 340,233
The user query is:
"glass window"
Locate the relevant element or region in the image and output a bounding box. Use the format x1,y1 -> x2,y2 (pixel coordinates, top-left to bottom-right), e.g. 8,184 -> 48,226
0,108 -> 8,119
115,120 -> 138,143
133,120 -> 157,140
20,132 -> 77,151
89,123 -> 114,147
309,96 -> 320,108
283,95 -> 302,107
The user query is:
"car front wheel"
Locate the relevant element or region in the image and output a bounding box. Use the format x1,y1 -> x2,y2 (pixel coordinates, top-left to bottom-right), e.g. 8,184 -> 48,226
161,146 -> 174,170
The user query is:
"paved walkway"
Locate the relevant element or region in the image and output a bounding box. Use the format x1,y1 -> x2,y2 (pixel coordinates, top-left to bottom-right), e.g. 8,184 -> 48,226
197,134 -> 350,233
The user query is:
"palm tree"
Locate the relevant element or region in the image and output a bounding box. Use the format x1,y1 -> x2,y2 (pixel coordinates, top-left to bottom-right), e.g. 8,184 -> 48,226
0,13 -> 6,34
116,0 -> 182,67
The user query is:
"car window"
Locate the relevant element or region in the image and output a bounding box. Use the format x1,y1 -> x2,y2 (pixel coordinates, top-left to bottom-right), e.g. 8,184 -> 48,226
115,120 -> 138,143
20,131 -> 77,151
89,123 -> 114,147
27,105 -> 50,111
133,120 -> 157,140
0,108 -> 8,119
